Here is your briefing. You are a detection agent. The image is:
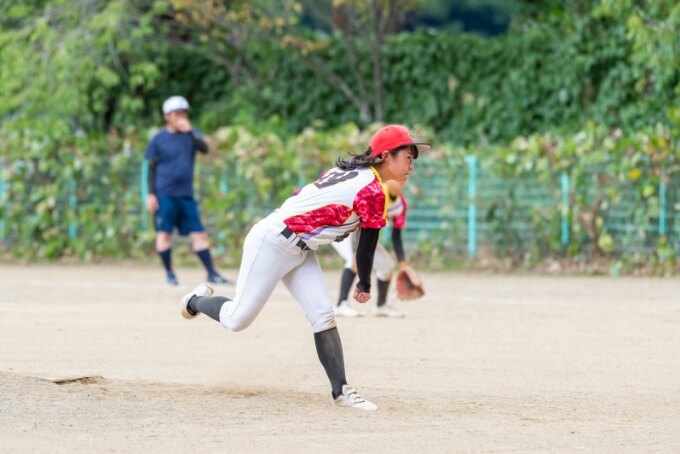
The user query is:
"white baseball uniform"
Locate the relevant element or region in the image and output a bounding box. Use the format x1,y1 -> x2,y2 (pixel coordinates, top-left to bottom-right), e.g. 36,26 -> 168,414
219,166 -> 388,333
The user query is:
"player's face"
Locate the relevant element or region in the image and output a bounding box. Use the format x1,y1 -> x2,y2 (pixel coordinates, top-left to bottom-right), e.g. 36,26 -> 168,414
384,147 -> 415,184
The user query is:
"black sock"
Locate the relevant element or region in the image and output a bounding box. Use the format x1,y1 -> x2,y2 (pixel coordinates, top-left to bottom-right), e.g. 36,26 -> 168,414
189,295 -> 230,322
195,248 -> 216,275
337,268 -> 356,306
158,249 -> 173,273
376,278 -> 390,307
314,328 -> 347,398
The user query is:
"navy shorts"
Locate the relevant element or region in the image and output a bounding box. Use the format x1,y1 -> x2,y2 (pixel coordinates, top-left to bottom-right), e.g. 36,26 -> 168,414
155,196 -> 205,235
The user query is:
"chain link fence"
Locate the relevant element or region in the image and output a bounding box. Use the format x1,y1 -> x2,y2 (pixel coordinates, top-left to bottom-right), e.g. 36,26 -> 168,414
1,156 -> 678,264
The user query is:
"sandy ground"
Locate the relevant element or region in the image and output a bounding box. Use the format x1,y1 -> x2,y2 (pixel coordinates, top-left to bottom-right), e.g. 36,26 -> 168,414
1,264 -> 679,453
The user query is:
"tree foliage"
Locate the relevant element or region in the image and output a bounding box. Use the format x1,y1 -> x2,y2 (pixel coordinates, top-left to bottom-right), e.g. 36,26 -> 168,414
1,1 -> 679,270
0,0 -> 167,133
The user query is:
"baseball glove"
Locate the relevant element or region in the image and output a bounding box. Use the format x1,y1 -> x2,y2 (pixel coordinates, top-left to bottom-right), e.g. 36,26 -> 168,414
395,266 -> 425,300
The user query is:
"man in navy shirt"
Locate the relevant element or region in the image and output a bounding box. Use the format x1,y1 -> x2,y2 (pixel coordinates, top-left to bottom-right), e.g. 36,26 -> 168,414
145,96 -> 231,286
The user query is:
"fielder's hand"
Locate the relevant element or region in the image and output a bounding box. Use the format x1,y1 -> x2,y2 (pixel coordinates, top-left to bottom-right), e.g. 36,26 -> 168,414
353,288 -> 370,304
146,194 -> 159,213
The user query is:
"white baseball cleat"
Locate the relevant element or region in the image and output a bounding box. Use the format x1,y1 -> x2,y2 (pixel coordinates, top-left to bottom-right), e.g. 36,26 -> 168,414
374,304 -> 404,318
332,385 -> 377,411
180,284 -> 214,319
334,301 -> 361,317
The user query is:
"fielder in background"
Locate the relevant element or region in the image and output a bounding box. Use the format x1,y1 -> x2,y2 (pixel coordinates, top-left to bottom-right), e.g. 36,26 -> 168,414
333,188 -> 420,318
145,96 -> 231,286
180,125 -> 430,411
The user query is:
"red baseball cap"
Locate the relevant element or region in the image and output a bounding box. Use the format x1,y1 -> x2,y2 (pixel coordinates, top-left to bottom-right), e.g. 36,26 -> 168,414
368,125 -> 431,158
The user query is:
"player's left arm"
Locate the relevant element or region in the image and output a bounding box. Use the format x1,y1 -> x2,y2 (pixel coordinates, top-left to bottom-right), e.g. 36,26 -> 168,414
352,178 -> 388,302
354,227 -> 380,303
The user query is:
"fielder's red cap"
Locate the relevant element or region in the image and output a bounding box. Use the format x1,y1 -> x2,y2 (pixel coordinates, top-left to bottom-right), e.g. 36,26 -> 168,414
368,124 -> 431,158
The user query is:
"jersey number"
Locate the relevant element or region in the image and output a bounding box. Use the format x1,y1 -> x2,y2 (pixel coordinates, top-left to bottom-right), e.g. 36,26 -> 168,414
314,170 -> 359,189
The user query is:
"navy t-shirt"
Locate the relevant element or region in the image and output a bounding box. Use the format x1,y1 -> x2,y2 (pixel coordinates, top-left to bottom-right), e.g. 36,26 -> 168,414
145,129 -> 199,197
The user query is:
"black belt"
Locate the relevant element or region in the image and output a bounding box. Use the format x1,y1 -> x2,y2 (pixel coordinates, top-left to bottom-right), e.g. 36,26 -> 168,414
281,227 -> 310,251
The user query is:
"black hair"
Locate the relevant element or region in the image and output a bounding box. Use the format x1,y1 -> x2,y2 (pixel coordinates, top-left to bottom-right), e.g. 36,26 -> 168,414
336,145 -> 418,170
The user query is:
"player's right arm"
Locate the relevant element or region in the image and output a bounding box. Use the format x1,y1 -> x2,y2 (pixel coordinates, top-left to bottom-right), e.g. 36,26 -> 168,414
146,159 -> 159,213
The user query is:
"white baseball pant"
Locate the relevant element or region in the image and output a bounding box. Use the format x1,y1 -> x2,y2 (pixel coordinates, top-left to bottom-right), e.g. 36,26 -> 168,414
219,217 -> 336,333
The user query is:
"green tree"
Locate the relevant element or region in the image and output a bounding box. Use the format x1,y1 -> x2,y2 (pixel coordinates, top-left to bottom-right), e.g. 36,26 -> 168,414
0,0 -> 164,136
595,1 -> 680,113
159,0 -> 422,126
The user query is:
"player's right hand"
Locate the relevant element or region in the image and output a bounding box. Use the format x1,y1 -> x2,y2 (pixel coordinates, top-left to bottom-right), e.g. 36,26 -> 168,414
353,288 -> 370,304
146,194 -> 159,213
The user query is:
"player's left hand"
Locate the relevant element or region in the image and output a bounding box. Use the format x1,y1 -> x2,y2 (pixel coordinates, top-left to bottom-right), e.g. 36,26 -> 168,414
353,288 -> 370,304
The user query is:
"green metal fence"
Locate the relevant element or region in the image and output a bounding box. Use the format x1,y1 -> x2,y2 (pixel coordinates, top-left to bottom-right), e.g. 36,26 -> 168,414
1,156 -> 678,261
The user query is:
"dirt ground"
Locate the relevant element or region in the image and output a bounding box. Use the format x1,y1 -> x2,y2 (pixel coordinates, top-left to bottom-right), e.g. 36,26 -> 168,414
1,264 -> 679,453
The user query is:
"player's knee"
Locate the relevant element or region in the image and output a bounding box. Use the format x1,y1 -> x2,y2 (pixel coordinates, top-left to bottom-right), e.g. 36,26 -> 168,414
221,314 -> 254,332
311,310 -> 337,333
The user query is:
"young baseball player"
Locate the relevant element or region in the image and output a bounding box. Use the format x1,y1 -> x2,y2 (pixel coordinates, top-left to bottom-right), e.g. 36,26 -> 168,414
145,96 -> 232,286
333,190 -> 414,318
180,125 -> 430,410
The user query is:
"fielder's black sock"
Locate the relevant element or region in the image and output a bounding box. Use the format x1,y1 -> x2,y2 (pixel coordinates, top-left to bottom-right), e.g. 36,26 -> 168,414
195,248 -> 217,275
314,327 -> 347,398
189,295 -> 230,322
337,268 -> 356,306
158,248 -> 173,273
376,278 -> 390,307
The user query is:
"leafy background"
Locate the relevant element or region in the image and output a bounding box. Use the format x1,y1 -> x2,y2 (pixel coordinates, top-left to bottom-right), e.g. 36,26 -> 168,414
1,0 -> 679,274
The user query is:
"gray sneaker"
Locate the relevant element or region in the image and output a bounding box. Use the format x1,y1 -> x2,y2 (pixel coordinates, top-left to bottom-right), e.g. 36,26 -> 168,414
180,284 -> 214,319
332,385 -> 378,411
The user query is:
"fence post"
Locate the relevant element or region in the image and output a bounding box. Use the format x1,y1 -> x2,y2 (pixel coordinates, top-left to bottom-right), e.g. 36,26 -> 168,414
561,171 -> 570,248
659,171 -> 667,236
465,155 -> 477,259
68,179 -> 77,239
216,174 -> 229,255
140,160 -> 148,232
298,159 -> 306,188
0,164 -> 5,241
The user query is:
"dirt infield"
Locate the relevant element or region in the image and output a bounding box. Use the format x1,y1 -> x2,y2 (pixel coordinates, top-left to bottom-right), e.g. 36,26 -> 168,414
1,264 -> 679,453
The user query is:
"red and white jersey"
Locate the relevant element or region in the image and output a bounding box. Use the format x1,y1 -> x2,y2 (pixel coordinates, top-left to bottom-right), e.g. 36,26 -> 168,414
386,193 -> 408,229
272,166 -> 388,249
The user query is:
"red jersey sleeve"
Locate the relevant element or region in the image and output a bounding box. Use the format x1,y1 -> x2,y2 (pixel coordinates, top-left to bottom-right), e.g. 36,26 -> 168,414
354,180 -> 387,229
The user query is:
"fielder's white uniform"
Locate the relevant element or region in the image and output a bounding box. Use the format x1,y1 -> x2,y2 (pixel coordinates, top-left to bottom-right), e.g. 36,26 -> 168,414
332,193 -> 408,281
219,166 -> 388,333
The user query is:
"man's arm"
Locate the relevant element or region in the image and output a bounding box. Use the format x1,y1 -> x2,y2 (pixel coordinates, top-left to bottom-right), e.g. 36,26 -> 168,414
147,159 -> 157,195
189,129 -> 209,154
145,159 -> 159,213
